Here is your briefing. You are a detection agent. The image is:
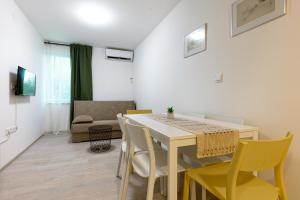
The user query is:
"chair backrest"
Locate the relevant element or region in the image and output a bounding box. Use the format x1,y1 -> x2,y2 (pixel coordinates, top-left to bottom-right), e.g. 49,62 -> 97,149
188,113 -> 206,119
125,120 -> 156,177
227,133 -> 293,199
127,109 -> 153,115
231,133 -> 293,172
125,120 -> 155,152
205,114 -> 244,125
178,112 -> 205,120
74,101 -> 135,120
117,113 -> 127,141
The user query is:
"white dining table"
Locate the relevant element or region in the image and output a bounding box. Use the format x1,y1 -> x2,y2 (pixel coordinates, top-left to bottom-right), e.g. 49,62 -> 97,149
125,113 -> 259,200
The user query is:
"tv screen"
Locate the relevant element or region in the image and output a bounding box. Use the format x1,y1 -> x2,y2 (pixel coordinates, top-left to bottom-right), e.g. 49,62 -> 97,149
15,66 -> 36,96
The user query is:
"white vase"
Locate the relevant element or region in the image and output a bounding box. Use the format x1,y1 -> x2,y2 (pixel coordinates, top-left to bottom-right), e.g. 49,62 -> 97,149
167,112 -> 174,119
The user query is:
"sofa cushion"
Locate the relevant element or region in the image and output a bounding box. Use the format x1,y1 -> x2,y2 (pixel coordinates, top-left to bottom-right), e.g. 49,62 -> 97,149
72,115 -> 93,124
71,120 -> 120,134
74,101 -> 135,120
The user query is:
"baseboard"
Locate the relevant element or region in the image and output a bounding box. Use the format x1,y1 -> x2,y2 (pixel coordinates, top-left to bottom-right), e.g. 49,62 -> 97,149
0,134 -> 43,172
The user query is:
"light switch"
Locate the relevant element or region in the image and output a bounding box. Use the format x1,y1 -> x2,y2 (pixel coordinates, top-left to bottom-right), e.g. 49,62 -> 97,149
214,73 -> 223,83
130,77 -> 134,84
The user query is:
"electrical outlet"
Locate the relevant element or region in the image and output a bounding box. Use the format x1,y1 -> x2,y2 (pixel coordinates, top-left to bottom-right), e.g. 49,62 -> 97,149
10,83 -> 16,91
6,126 -> 18,136
0,136 -> 9,144
130,77 -> 134,84
5,130 -> 9,137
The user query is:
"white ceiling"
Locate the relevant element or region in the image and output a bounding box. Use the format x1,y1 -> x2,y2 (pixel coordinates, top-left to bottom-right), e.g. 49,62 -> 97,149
15,0 -> 180,49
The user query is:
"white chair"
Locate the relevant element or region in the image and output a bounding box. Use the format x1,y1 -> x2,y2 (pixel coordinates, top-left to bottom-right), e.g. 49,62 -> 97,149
116,113 -> 128,178
205,113 -> 244,125
116,113 -> 160,178
119,120 -> 189,200
116,114 -> 167,195
179,114 -> 244,200
116,109 -> 153,177
179,112 -> 206,119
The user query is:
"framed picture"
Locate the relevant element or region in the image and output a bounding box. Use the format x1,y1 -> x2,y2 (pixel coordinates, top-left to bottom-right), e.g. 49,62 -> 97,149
231,0 -> 286,37
184,24 -> 207,58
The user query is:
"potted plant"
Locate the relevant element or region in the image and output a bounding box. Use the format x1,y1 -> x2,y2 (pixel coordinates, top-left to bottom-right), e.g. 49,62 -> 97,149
167,106 -> 175,119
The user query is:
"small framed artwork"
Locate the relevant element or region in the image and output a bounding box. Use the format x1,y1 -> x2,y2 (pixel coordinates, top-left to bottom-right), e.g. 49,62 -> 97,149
231,0 -> 286,37
184,24 -> 207,58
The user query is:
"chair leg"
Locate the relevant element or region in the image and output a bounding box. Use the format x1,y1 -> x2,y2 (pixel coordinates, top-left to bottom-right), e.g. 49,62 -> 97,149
161,174 -> 181,196
177,173 -> 181,192
275,165 -> 288,200
183,173 -> 190,200
146,175 -> 156,200
160,177 -> 164,196
190,180 -> 196,200
163,176 -> 167,196
116,149 -> 124,178
129,162 -> 134,174
119,155 -> 131,200
202,187 -> 207,200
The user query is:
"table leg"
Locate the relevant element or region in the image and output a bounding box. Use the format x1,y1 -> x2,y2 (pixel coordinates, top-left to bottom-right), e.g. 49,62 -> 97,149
253,132 -> 259,176
190,180 -> 196,200
168,140 -> 178,200
253,132 -> 259,141
202,186 -> 207,200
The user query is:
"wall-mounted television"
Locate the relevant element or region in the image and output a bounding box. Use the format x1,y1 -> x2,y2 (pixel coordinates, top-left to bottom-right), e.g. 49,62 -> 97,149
15,66 -> 36,96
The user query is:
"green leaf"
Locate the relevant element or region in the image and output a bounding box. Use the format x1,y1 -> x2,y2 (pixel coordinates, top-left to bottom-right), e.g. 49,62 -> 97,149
167,106 -> 174,113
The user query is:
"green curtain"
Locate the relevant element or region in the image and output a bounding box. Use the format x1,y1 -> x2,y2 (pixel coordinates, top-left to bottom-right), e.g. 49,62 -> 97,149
70,44 -> 93,123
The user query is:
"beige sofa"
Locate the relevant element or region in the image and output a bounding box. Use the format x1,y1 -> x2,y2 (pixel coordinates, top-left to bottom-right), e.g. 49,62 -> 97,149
71,101 -> 135,143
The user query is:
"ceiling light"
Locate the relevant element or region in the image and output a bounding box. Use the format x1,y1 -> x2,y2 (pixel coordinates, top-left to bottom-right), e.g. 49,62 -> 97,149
77,4 -> 112,26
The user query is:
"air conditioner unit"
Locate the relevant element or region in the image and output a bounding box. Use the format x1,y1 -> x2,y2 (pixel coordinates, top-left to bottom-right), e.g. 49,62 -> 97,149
105,48 -> 134,62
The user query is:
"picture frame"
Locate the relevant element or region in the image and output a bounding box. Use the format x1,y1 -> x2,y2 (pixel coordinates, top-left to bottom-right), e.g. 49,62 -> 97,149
231,0 -> 286,37
184,23 -> 207,58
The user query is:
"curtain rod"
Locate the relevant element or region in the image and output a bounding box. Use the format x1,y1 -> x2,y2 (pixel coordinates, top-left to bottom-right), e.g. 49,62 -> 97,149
44,41 -> 70,47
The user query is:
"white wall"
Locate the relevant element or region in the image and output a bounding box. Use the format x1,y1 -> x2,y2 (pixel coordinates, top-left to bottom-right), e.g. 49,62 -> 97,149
133,0 -> 300,198
92,48 -> 134,101
0,0 -> 44,169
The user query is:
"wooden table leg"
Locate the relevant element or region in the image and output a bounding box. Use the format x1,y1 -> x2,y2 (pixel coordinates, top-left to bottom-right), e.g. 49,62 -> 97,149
168,140 -> 178,200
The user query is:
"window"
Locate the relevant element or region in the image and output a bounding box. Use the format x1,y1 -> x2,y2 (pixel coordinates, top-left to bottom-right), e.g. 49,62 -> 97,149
43,45 -> 71,104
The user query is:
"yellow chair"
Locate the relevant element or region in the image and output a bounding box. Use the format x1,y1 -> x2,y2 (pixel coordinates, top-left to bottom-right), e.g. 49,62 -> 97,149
127,109 -> 152,114
183,133 -> 293,200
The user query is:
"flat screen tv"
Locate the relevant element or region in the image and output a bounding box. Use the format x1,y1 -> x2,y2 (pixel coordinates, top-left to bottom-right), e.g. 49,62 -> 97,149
15,66 -> 36,96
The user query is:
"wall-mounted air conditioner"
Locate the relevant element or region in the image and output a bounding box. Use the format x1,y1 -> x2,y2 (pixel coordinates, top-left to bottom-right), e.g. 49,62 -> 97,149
105,48 -> 134,62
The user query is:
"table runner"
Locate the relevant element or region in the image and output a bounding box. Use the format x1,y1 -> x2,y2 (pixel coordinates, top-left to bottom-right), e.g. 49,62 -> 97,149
147,114 -> 239,158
